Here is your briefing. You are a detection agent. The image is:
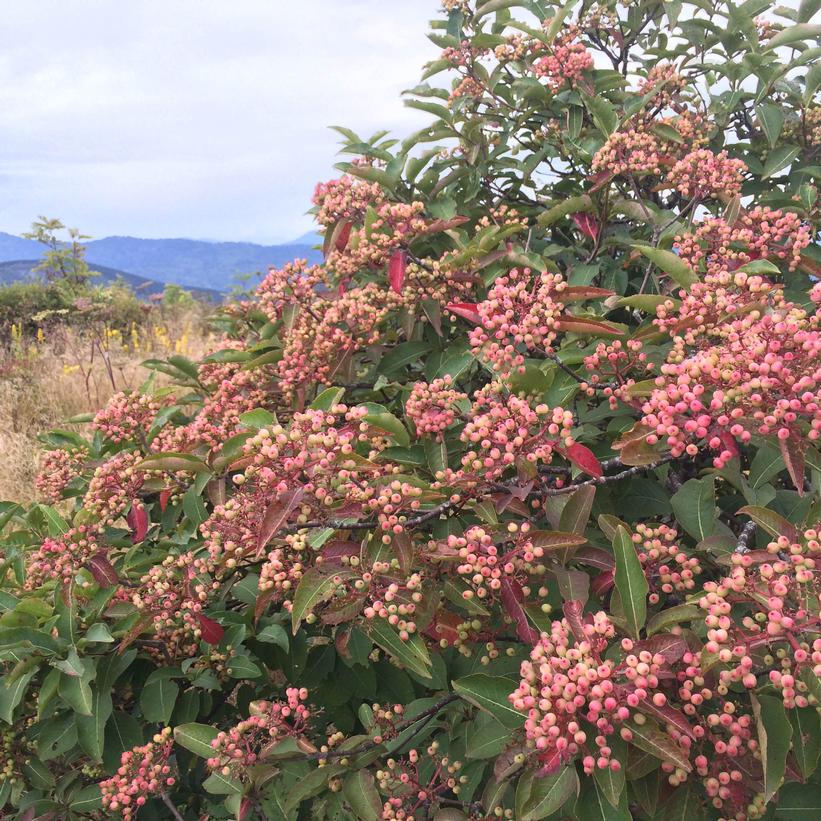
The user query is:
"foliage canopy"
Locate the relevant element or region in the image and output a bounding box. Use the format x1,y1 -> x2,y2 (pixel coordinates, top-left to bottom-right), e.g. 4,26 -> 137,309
1,1 -> 821,819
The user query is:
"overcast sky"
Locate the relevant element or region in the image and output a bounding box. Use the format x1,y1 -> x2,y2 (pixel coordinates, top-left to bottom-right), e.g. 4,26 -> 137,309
0,1 -> 441,243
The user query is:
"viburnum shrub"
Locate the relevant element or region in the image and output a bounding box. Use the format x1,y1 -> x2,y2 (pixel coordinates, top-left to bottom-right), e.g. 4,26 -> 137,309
2,1 -> 821,818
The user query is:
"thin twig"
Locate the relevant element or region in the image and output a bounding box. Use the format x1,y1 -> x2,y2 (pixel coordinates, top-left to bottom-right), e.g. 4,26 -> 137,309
277,693 -> 460,763
160,792 -> 185,821
542,456 -> 674,496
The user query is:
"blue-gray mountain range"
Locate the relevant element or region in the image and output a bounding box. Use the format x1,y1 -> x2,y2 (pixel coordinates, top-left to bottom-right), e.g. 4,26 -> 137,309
0,231 -> 324,296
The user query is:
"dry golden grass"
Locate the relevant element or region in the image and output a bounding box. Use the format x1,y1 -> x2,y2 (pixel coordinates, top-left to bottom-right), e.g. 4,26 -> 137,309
0,313 -> 215,504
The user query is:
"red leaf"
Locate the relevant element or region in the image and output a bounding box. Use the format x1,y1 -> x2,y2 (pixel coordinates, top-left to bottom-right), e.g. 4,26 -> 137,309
565,442 -> 603,477
319,540 -> 360,563
197,614 -> 225,645
445,302 -> 483,325
562,599 -> 586,642
571,212 -> 599,240
126,501 -> 149,543
636,698 -> 697,740
591,568 -> 615,597
779,434 -> 806,496
388,249 -> 407,294
87,552 -> 119,588
500,578 -> 539,644
418,215 -> 470,236
589,169 -> 615,192
159,490 -> 172,512
719,431 -> 740,460
536,747 -> 565,776
117,613 -> 153,654
254,589 -> 275,623
424,609 -> 464,646
635,633 -> 688,664
257,487 -> 305,552
561,286 -> 614,302
335,221 -> 352,252
555,315 -> 623,336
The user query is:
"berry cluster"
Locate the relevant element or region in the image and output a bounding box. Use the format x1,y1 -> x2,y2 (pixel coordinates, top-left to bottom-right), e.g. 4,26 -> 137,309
468,267 -> 567,374
99,728 -> 176,820
206,688 -> 311,780
405,376 -> 466,441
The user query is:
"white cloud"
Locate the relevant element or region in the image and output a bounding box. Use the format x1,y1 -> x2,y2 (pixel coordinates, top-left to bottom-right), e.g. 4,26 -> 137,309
0,1 -> 442,242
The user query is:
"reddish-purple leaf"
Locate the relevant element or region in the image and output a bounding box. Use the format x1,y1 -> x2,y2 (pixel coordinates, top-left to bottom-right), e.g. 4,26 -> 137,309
561,286 -> 614,302
636,698 -> 697,740
779,435 -> 806,495
197,614 -> 225,645
500,578 -> 539,644
445,302 -> 483,325
87,552 -> 119,588
591,568 -> 615,597
388,249 -> 407,294
320,540 -> 360,563
126,501 -> 149,543
562,599 -> 586,642
565,442 -> 603,478
571,211 -> 600,240
636,633 -> 688,664
555,315 -> 624,336
257,487 -> 305,551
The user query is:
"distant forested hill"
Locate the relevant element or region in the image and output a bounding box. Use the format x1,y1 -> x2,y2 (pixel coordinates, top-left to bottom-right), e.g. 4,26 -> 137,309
0,259 -> 222,302
0,232 -> 323,293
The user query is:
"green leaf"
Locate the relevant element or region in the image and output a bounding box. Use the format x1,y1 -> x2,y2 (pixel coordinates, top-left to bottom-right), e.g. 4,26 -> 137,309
749,444 -> 785,489
583,94 -> 618,136
575,778 -> 631,821
59,671 -> 94,716
379,342 -> 433,374
140,677 -> 179,723
631,245 -> 698,288
752,693 -> 792,802
310,386 -> 345,411
762,145 -> 801,179
756,103 -> 784,148
558,485 -> 596,536
104,711 -> 142,772
423,438 -> 448,476
137,452 -> 211,474
226,654 -> 263,679
625,717 -> 692,772
77,687 -> 112,762
537,195 -> 594,227
671,477 -> 716,541
203,772 -> 243,794
646,604 -> 701,636
522,765 -> 579,820
360,404 -> 411,446
69,785 -> 102,812
284,764 -> 346,812
452,674 -> 524,729
238,408 -> 277,429
593,736 -> 626,808
366,620 -> 433,680
766,23 -> 821,50
174,722 -> 219,758
0,669 -> 38,723
342,770 -> 382,821
775,781 -> 821,819
466,718 -> 510,759
612,526 -> 648,639
291,568 -> 353,635
255,623 -> 289,651
791,706 -> 821,779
